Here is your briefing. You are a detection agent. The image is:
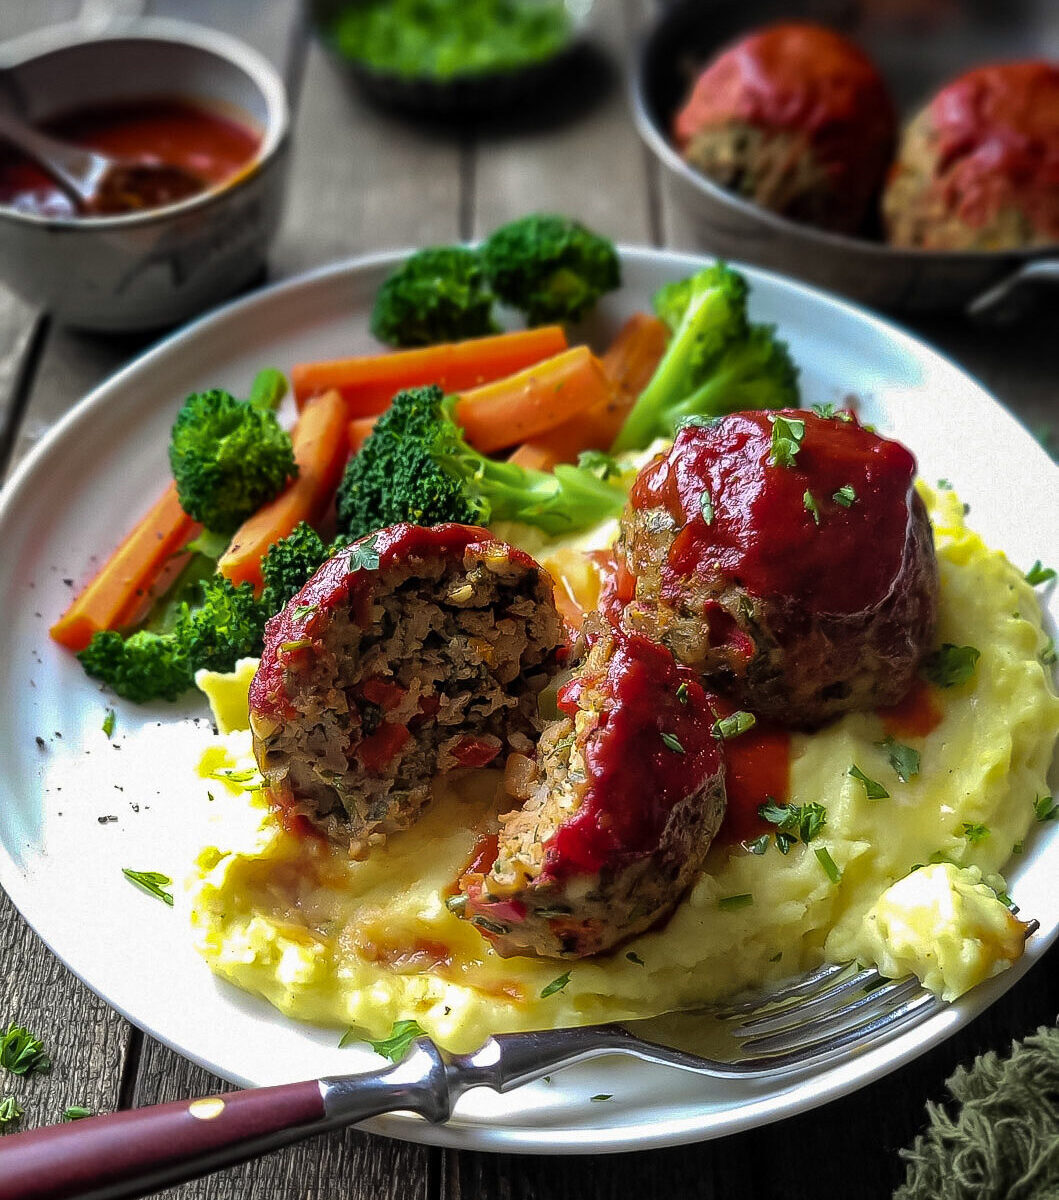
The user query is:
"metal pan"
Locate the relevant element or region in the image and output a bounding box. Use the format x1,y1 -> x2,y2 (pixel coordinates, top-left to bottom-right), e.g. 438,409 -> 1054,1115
631,0 -> 1059,318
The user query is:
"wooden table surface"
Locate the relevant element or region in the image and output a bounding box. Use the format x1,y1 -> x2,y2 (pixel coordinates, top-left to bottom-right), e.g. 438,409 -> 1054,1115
1,3 -> 1056,1197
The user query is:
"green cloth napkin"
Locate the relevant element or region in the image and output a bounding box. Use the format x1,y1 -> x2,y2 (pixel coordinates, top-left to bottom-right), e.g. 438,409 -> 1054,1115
896,1024 -> 1059,1199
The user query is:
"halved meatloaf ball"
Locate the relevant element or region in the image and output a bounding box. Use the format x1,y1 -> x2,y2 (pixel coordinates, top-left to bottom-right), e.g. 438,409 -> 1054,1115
673,23 -> 895,234
617,410 -> 938,728
884,62 -> 1059,250
249,523 -> 563,855
458,626 -> 726,959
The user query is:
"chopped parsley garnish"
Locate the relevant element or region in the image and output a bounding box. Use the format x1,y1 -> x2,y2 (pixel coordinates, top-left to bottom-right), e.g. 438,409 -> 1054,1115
758,799 -> 827,845
541,971 -> 572,998
626,951 -> 645,967
591,1094 -> 613,1102
923,644 -> 980,688
937,479 -> 952,490
675,682 -> 689,705
769,951 -> 783,962
278,638 -> 312,653
0,1025 -> 50,1076
802,490 -> 820,525
368,1020 -> 425,1062
102,708 -> 116,738
1013,841 -> 1024,855
718,893 -> 754,911
1025,560 -> 1056,586
578,450 -> 621,480
121,868 -> 174,907
291,602 -> 318,619
0,1096 -> 22,1127
768,415 -> 805,467
699,488 -> 715,525
347,533 -> 381,572
958,822 -> 990,844
815,847 -> 841,884
744,834 -> 770,855
811,403 -> 852,422
1034,794 -> 1057,821
207,766 -> 261,785
660,731 -> 685,754
63,1106 -> 93,1121
1040,636 -> 1057,666
832,485 -> 856,507
848,765 -> 889,800
876,736 -> 920,783
712,711 -> 756,740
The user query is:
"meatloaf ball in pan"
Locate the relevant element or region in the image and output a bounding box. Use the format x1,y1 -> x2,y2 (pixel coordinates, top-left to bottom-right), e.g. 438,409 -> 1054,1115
884,62 -> 1059,251
673,23 -> 896,234
617,410 -> 938,728
249,523 -> 563,855
458,627 -> 726,959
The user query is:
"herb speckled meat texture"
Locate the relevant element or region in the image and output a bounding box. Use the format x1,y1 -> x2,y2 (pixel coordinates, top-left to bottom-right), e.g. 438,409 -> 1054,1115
249,523 -> 563,857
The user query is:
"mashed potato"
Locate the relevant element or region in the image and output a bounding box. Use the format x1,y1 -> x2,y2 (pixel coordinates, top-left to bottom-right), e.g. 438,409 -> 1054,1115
190,487 -> 1057,1052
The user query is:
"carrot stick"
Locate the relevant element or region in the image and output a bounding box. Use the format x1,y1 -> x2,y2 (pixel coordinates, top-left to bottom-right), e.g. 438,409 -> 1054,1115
291,326 -> 568,417
454,346 -> 613,455
218,389 -> 349,591
506,313 -> 670,470
50,483 -> 201,652
347,415 -> 378,454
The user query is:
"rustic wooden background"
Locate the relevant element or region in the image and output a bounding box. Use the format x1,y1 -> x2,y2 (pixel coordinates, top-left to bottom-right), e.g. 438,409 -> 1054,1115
1,2 -> 1056,1197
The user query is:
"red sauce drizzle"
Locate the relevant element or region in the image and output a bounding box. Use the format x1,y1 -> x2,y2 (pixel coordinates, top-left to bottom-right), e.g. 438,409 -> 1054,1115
928,62 -> 1059,237
718,723 -> 791,846
542,632 -> 724,880
878,678 -> 942,740
0,98 -> 261,218
630,411 -> 917,615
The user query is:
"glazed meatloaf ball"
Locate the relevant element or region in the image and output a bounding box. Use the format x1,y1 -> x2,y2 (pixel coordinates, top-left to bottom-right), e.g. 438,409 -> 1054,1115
673,23 -> 896,233
884,61 -> 1059,250
617,410 -> 938,728
458,626 -> 726,959
249,523 -> 563,855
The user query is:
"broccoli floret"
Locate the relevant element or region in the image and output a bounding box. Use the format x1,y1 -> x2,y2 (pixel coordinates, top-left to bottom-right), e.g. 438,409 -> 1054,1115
336,384 -> 627,540
611,263 -> 799,452
77,577 -> 265,703
481,214 -> 620,325
260,523 -> 333,616
169,386 -> 296,537
371,246 -> 498,347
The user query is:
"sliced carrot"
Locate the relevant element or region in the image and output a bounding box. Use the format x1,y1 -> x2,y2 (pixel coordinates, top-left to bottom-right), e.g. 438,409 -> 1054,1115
291,326 -> 568,417
454,346 -> 613,455
218,389 -> 349,591
347,415 -> 378,454
50,483 -> 201,652
506,313 -> 669,470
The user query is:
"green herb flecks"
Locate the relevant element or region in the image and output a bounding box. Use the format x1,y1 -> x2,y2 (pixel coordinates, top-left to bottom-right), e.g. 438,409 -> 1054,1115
699,488 -> 715,525
291,602 -> 318,620
1025,560 -> 1056,586
744,834 -> 770,855
0,1096 -> 22,1128
626,952 -> 645,967
718,893 -> 754,911
923,644 -> 980,688
660,731 -> 685,754
803,490 -> 820,525
1040,636 -> 1057,667
1034,794 -> 1057,821
675,681 -> 689,705
758,799 -> 827,846
815,847 -> 841,884
591,1094 -> 613,1102
958,822 -> 990,844
347,533 -> 381,572
712,711 -> 756,740
832,485 -> 856,507
63,1106 -> 93,1121
122,868 -> 174,907
368,1020 -> 425,1062
877,736 -> 920,783
768,415 -> 805,467
849,764 -> 889,800
0,1025 -> 50,1076
102,708 -> 116,738
541,971 -> 572,999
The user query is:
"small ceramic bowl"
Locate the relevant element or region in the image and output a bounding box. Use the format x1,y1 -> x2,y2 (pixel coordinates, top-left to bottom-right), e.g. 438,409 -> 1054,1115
0,17 -> 290,332
631,0 -> 1059,318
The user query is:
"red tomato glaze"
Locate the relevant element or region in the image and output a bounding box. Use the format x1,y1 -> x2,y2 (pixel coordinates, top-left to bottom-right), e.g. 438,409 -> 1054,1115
927,62 -> 1059,236
673,22 -> 894,171
542,632 -> 724,880
0,98 -> 260,218
878,677 -> 942,739
630,410 -> 918,615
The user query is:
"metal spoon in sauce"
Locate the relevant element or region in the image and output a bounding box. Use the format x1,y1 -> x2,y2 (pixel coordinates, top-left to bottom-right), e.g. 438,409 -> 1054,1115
0,104 -> 205,217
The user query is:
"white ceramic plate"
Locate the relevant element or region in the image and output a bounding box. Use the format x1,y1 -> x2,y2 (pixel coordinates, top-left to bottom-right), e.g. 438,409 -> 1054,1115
1,250 -> 1056,1154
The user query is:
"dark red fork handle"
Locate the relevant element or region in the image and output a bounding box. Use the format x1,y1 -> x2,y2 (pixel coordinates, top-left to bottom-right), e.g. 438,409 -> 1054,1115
0,1081 -> 326,1200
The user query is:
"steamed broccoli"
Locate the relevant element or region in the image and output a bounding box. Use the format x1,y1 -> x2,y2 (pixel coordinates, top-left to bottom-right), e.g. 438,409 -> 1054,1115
78,576 -> 265,703
168,375 -> 296,537
482,214 -> 620,325
336,384 -> 628,540
260,522 -> 335,615
610,263 -> 800,453
371,246 -> 498,347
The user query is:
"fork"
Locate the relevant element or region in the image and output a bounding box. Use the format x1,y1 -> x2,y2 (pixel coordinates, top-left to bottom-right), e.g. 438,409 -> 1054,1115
0,944 -> 1028,1200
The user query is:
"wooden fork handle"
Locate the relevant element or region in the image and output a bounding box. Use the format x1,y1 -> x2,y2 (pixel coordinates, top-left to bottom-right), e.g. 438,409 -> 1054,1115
0,1081 -> 326,1200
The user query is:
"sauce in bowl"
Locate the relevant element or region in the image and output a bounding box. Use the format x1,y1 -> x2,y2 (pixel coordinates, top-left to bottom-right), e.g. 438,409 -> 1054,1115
0,97 -> 261,218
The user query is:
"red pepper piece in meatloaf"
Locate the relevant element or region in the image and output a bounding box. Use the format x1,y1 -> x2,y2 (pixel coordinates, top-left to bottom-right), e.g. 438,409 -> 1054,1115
249,523 -> 563,857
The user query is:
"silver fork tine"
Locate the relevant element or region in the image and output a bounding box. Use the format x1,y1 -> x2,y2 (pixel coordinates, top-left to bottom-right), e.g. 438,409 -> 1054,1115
737,976 -> 925,1054
708,960 -> 848,1016
731,966 -> 882,1033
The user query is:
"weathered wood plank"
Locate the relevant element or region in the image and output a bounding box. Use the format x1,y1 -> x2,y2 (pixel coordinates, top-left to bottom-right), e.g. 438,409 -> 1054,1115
470,0 -> 652,244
